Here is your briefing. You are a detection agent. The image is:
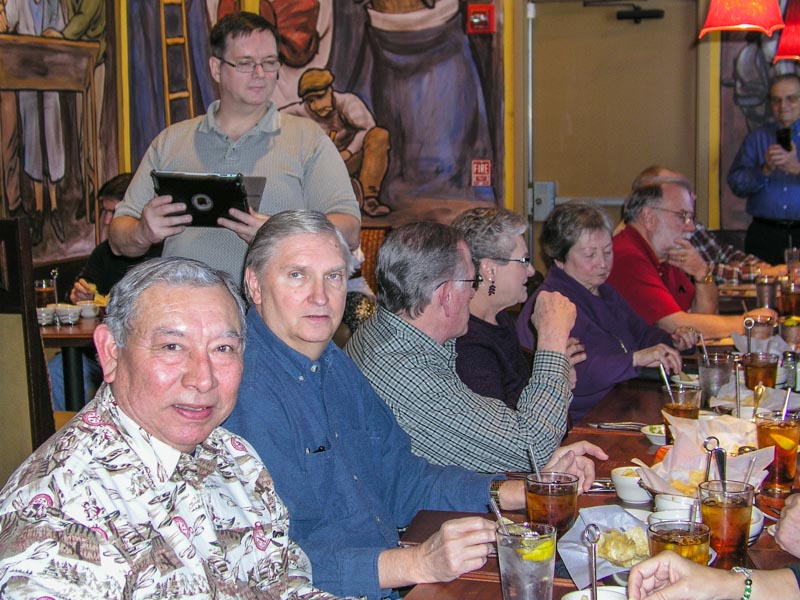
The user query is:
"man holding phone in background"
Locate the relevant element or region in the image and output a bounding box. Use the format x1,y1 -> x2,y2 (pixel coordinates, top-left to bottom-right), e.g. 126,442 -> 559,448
728,73 -> 800,265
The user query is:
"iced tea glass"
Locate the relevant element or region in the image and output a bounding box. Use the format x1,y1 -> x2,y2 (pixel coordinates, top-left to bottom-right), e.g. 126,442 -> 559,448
786,247 -> 800,284
647,520 -> 711,565
525,472 -> 578,538
742,352 -> 779,390
756,410 -> 800,496
496,522 -> 556,600
780,281 -> 800,317
33,279 -> 56,308
661,384 -> 701,444
698,480 -> 754,569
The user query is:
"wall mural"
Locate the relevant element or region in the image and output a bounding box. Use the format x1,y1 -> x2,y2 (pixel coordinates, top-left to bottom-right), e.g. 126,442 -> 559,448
719,23 -> 800,230
0,0 -> 118,265
127,0 -> 505,228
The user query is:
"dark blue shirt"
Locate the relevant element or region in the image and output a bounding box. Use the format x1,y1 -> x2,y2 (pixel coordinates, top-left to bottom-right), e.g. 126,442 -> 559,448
224,310 -> 497,599
727,120 -> 800,220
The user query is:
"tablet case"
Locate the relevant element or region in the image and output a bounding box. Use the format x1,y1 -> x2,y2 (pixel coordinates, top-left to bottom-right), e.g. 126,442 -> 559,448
151,171 -> 248,227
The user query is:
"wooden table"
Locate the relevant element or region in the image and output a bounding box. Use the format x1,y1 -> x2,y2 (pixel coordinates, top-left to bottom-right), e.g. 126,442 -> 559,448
400,376 -> 799,598
40,318 -> 99,411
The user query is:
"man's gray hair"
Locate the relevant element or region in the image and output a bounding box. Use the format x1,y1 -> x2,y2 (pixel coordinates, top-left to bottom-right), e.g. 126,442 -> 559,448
623,165 -> 694,224
244,210 -> 354,304
104,257 -> 246,348
377,221 -> 465,319
451,207 -> 527,270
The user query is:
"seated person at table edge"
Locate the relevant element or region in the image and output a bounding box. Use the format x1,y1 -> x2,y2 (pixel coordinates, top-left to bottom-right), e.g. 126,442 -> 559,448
517,201 -> 693,423
109,11 -> 360,285
345,221 -> 606,473
49,173 -> 161,411
628,493 -> 800,600
451,206 -> 585,410
607,172 -> 775,340
223,210 -> 605,599
635,165 -> 784,284
0,258 -> 335,598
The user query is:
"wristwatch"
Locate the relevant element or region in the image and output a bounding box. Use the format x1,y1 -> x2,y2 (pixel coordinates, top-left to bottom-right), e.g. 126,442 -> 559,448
489,479 -> 503,505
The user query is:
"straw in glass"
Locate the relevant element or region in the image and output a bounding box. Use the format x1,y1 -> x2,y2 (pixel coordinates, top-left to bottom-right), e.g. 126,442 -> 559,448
489,497 -> 509,535
527,444 -> 541,479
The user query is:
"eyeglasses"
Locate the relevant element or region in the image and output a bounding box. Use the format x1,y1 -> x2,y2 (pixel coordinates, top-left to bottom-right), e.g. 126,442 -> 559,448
435,273 -> 484,291
216,56 -> 282,73
487,256 -> 531,266
770,94 -> 800,105
651,206 -> 695,225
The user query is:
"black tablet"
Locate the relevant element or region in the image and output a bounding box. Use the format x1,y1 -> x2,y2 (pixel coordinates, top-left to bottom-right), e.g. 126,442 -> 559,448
151,170 -> 249,227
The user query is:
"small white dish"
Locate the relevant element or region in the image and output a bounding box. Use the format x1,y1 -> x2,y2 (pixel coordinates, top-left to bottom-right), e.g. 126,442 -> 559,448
671,373 -> 700,388
654,493 -> 695,512
749,507 -> 764,546
768,523 -> 776,536
36,306 -> 55,325
611,466 -> 651,504
640,424 -> 667,446
562,586 -> 627,600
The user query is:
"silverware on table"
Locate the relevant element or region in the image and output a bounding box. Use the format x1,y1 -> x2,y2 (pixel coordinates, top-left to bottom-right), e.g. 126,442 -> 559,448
586,422 -> 647,432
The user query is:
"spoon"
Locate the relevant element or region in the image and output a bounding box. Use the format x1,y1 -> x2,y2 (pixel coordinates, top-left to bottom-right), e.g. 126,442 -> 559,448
715,447 -> 728,492
703,436 -> 720,482
583,523 -> 601,600
744,317 -> 755,354
752,384 -> 766,422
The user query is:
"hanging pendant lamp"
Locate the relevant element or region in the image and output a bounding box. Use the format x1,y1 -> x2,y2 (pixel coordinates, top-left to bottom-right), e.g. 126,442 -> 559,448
699,0 -> 784,38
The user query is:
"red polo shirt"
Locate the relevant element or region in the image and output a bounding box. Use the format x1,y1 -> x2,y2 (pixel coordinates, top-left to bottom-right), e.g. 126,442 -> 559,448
607,226 -> 695,325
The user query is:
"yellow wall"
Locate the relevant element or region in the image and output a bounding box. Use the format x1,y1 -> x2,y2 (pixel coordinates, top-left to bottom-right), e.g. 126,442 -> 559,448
532,1 -> 698,198
0,315 -> 34,486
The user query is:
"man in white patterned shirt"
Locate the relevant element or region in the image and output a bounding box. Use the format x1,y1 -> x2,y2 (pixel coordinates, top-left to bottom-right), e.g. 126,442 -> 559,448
0,258 -> 338,599
345,221 -> 605,472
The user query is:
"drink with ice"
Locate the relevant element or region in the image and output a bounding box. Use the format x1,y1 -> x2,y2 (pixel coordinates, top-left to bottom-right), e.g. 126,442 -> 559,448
497,523 -> 556,600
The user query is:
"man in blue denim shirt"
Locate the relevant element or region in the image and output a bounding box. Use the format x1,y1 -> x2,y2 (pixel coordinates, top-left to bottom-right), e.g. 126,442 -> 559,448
224,211 -> 601,599
728,74 -> 800,264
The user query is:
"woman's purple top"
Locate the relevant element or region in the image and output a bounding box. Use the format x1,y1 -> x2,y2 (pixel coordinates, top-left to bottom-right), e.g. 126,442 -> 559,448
516,265 -> 673,421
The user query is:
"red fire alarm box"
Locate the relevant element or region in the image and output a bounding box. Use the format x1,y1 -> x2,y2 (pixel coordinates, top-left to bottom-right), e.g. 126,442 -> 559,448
471,159 -> 492,187
466,4 -> 495,35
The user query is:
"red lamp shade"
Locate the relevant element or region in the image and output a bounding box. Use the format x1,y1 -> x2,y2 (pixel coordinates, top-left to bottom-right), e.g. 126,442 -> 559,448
699,0 -> 784,38
775,0 -> 800,62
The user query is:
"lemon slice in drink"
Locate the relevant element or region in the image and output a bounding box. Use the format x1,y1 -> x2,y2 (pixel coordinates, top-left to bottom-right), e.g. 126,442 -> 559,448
518,539 -> 555,561
771,433 -> 797,451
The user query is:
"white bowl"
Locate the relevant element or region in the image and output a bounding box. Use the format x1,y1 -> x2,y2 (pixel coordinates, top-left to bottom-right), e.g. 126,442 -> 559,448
611,466 -> 651,504
648,508 -> 699,524
77,300 -> 99,318
654,493 -> 695,512
749,507 -> 764,546
562,586 -> 627,600
36,307 -> 55,325
55,305 -> 81,325
641,424 -> 667,446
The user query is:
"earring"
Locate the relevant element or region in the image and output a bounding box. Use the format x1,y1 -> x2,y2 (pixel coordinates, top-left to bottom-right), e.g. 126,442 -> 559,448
488,279 -> 496,296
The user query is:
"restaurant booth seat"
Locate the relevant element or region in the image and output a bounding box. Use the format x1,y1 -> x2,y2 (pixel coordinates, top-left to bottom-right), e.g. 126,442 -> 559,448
0,218 -> 55,486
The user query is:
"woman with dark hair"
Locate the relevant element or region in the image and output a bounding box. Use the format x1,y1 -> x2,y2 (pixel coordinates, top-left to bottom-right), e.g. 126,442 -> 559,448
516,201 -> 696,421
452,207 -> 580,410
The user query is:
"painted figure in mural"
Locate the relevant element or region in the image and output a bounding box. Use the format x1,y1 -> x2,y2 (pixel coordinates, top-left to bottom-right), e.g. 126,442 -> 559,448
1,0 -> 66,245
362,0 -> 495,202
0,0 -> 25,219
728,74 -> 800,264
42,0 -> 107,202
110,11 -> 359,286
0,257 -> 339,599
283,67 -> 392,217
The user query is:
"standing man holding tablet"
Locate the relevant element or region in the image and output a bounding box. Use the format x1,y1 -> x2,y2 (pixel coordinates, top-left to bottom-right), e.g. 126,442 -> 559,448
110,11 -> 360,285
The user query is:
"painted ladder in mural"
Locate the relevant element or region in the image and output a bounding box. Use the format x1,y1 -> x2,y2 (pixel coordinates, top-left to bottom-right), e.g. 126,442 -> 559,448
160,0 -> 195,127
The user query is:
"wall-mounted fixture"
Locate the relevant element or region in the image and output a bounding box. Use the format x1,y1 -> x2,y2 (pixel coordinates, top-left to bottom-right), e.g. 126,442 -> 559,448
583,0 -> 664,24
775,0 -> 800,62
698,0 -> 784,38
467,3 -> 496,34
